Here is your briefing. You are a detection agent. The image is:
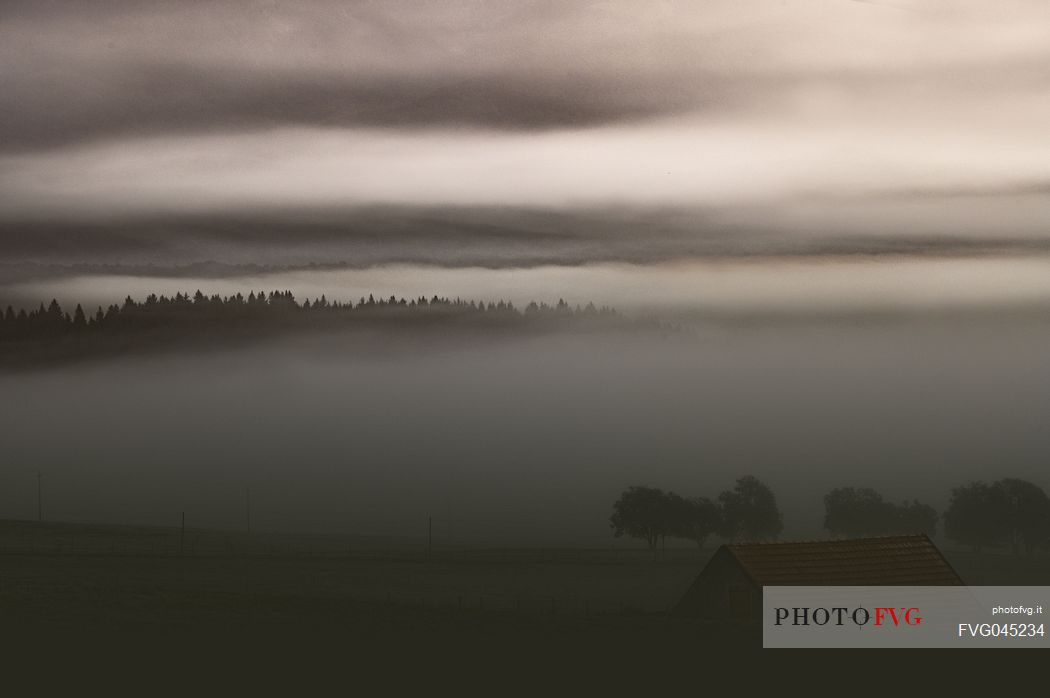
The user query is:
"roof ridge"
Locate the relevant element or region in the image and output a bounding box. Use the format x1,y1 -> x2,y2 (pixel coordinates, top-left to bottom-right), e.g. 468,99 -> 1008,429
725,533 -> 930,548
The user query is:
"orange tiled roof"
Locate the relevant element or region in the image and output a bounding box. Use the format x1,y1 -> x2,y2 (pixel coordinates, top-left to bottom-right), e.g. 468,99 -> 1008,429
724,534 -> 963,586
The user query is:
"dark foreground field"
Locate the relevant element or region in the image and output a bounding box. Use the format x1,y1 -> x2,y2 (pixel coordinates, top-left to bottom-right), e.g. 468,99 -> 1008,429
0,518 -> 721,636
1,518 -> 1047,689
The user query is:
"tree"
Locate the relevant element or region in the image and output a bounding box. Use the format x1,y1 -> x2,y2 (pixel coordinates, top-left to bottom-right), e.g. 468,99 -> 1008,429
997,478 -> 1050,555
823,487 -> 892,538
43,299 -> 65,334
670,495 -> 721,549
944,481 -> 1010,552
718,476 -> 783,541
892,499 -> 938,537
945,479 -> 1050,554
823,487 -> 938,538
609,486 -> 674,549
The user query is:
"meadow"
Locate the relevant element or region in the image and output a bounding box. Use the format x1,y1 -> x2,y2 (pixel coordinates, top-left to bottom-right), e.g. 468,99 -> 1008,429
3,517 -> 1048,645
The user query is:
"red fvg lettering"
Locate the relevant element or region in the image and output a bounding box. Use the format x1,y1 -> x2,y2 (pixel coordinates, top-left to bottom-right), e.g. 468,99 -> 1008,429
874,608 -> 922,626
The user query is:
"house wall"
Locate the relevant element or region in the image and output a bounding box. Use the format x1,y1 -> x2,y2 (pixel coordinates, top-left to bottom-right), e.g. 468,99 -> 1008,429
672,548 -> 760,621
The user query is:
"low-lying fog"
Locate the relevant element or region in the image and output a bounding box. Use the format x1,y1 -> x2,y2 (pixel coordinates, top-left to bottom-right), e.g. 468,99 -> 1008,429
2,299 -> 1048,545
8,256 -> 1050,317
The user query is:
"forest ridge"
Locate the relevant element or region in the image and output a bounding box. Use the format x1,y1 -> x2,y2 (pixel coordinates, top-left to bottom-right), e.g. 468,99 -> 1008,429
0,290 -> 644,366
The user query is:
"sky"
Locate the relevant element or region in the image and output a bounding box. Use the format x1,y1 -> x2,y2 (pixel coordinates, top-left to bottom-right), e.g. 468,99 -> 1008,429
2,0 -> 1050,288
3,2 -> 1050,540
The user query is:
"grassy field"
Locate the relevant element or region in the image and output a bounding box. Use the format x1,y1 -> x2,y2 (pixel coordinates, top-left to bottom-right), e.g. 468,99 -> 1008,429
3,517 -> 1048,689
0,518 -> 712,636
3,517 -> 1049,648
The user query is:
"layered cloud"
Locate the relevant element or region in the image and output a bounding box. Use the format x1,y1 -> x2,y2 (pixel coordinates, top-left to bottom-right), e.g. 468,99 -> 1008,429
2,0 -> 1050,269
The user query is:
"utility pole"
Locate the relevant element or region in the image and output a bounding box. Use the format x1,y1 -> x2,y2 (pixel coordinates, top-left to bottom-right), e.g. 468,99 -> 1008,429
245,487 -> 251,534
180,512 -> 185,555
36,471 -> 42,522
427,515 -> 432,561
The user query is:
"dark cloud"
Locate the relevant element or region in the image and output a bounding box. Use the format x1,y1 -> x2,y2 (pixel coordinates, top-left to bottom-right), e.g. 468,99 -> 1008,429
0,64 -> 715,154
0,206 -> 725,268
3,205 -> 1050,281
2,0 -> 1048,157
5,52 -> 1046,155
851,180 -> 1050,201
0,1 -> 745,152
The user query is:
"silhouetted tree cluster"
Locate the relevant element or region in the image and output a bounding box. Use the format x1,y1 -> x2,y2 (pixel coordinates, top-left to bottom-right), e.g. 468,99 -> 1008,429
945,479 -> 1050,554
0,291 -> 628,365
611,476 -> 1050,554
823,487 -> 938,538
718,475 -> 784,541
0,291 -> 619,338
609,476 -> 782,550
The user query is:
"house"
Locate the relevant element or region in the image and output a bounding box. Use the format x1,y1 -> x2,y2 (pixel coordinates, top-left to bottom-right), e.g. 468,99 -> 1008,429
670,534 -> 963,620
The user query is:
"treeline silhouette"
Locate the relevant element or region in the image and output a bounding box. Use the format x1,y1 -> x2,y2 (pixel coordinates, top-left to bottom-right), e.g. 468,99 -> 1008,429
611,477 -> 1050,554
945,479 -> 1050,554
0,291 -> 633,366
610,477 -> 784,550
823,487 -> 937,538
